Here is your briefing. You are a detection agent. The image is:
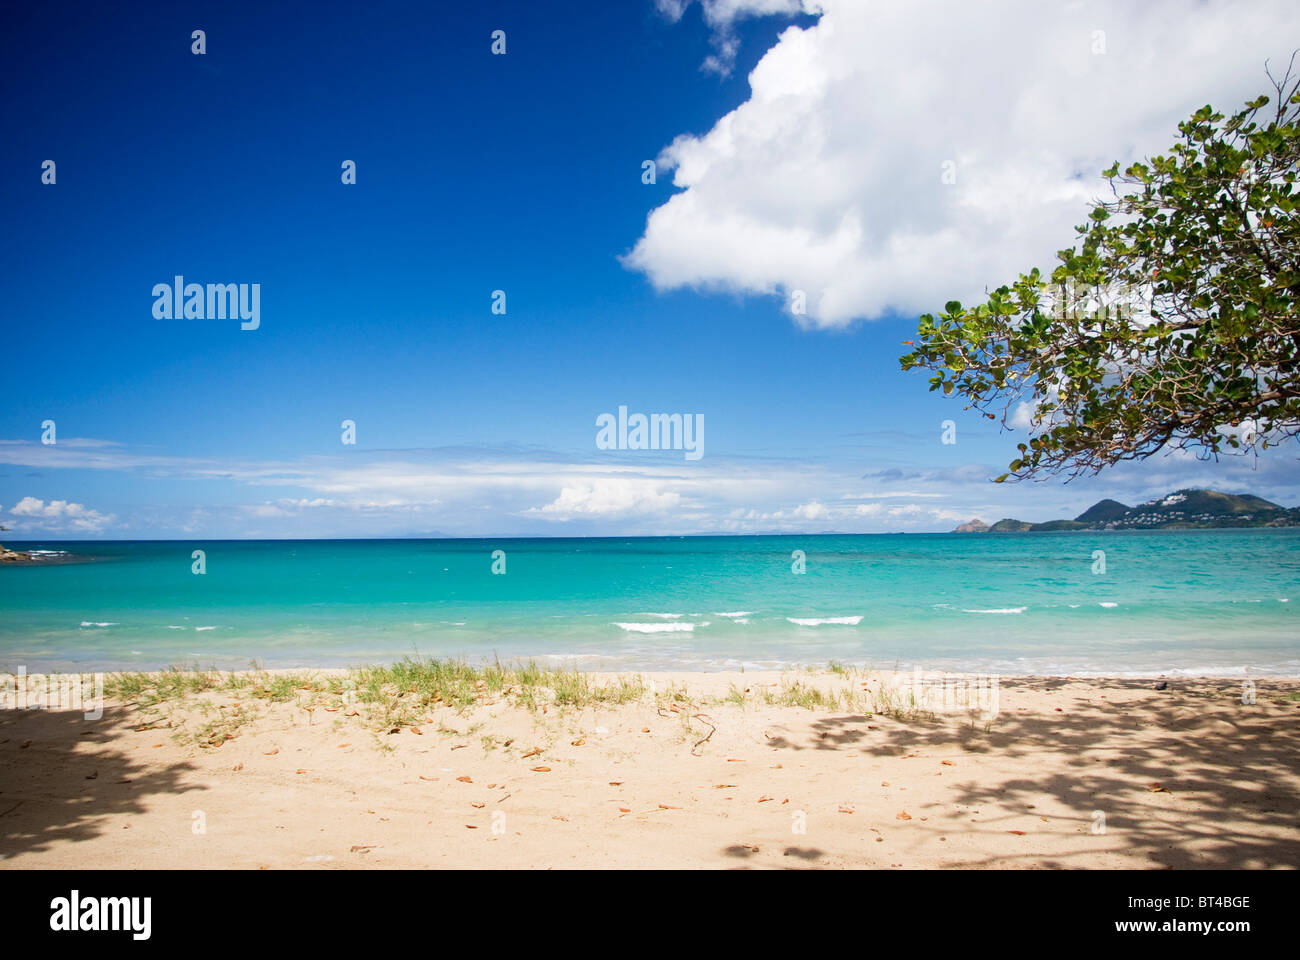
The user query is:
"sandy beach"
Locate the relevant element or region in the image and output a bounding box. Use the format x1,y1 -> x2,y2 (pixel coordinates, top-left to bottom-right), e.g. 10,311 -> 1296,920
2,669 -> 1298,869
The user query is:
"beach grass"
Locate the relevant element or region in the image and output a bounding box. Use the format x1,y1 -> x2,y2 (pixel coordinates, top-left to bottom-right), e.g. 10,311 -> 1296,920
83,658 -> 956,748
97,658 -> 655,744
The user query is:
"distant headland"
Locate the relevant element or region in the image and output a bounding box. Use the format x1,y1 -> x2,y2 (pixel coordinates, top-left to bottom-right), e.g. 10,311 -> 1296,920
953,488 -> 1300,533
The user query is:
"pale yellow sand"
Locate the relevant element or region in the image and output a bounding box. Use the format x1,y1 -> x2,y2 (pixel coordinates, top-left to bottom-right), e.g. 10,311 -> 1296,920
2,671 -> 1298,869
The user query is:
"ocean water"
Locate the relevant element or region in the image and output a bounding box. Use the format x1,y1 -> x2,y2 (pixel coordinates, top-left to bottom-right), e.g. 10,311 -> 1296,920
1,532 -> 1298,676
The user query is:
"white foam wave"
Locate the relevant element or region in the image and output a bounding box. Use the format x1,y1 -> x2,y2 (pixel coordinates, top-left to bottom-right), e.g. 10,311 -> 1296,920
613,622 -> 696,633
786,616 -> 863,626
79,621 -> 118,628
960,608 -> 1026,615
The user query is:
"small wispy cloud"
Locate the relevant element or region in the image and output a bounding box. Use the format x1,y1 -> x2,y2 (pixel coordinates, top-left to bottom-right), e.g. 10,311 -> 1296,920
655,0 -> 810,76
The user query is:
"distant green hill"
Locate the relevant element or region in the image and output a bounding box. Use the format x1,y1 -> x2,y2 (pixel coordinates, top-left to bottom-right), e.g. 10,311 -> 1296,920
953,488 -> 1298,532
988,518 -> 1033,532
1028,519 -> 1088,531
1074,498 -> 1130,523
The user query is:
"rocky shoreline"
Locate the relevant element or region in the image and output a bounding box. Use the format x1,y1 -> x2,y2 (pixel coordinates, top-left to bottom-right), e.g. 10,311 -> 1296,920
0,544 -> 81,565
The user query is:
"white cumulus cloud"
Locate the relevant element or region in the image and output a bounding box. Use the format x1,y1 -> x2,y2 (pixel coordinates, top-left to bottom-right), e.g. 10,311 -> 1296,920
8,496 -> 115,532
529,479 -> 685,519
630,0 -> 1300,327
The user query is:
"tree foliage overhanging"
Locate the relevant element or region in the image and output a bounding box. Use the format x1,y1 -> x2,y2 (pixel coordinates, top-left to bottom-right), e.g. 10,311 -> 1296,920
900,64 -> 1300,481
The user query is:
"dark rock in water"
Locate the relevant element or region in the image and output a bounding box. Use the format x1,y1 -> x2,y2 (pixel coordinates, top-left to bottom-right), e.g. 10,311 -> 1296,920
1154,681 -> 1168,691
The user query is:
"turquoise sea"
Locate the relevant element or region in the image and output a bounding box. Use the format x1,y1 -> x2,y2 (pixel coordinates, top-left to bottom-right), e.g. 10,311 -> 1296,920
2,532 -> 1298,675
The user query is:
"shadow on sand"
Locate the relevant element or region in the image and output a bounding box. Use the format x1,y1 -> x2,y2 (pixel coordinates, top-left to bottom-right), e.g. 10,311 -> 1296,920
757,678 -> 1300,869
0,704 -> 201,861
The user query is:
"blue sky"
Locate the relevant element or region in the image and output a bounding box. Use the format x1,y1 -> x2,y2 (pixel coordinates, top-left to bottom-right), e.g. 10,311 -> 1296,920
2,0 -> 1298,538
